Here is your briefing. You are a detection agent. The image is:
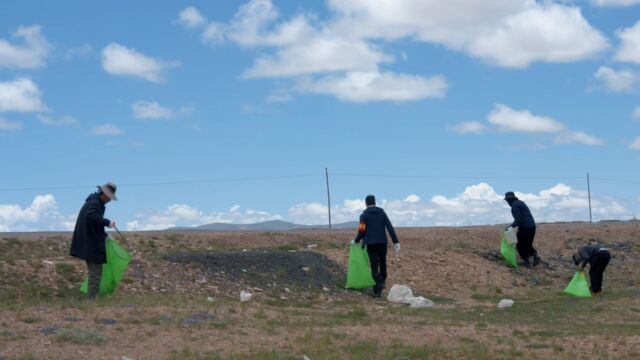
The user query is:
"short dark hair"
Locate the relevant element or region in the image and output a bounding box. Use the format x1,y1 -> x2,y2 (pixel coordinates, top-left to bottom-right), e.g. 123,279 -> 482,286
365,194 -> 376,206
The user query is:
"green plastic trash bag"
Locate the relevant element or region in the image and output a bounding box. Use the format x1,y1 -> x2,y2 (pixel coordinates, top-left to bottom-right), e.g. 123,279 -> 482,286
80,236 -> 132,296
500,233 -> 518,268
345,243 -> 376,289
564,271 -> 592,298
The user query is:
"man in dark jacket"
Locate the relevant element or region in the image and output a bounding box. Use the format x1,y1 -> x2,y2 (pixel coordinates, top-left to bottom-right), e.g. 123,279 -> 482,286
504,191 -> 540,268
353,194 -> 400,298
70,182 -> 118,298
573,244 -> 611,294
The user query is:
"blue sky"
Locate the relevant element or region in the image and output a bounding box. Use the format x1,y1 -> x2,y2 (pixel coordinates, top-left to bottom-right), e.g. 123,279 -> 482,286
1,0 -> 640,231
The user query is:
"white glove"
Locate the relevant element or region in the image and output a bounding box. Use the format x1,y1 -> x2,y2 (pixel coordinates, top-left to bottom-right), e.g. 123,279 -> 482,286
394,243 -> 400,253
108,220 -> 116,228
350,239 -> 356,245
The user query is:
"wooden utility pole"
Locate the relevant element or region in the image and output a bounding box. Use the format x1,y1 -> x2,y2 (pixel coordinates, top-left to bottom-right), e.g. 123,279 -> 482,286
325,168 -> 332,229
587,172 -> 593,223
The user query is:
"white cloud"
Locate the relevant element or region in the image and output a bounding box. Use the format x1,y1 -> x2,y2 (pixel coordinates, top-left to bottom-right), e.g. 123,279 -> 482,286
594,66 -> 639,92
126,204 -> 283,231
243,38 -> 392,78
176,7 -> 207,29
0,195 -> 76,232
296,71 -> 447,102
101,43 -> 179,83
288,183 -> 629,226
633,106 -> 640,121
37,114 -> 77,126
0,118 -> 21,131
450,121 -> 485,134
131,101 -> 192,120
0,78 -> 48,113
555,131 -> 605,146
630,137 -> 640,150
91,123 -> 124,136
615,20 -> 640,64
488,104 -> 565,133
465,4 -> 609,68
591,0 -> 640,6
0,25 -> 51,69
328,1 -> 608,68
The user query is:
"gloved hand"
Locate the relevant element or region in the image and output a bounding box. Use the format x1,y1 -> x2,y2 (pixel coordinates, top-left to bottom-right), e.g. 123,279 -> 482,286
108,220 -> 116,228
394,243 -> 400,253
350,239 -> 356,245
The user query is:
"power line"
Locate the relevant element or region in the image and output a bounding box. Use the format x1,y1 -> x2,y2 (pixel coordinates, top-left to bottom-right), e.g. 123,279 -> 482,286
331,173 -> 585,181
0,174 -> 323,192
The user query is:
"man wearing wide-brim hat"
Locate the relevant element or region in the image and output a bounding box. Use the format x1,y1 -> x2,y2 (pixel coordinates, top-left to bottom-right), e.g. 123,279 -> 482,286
69,182 -> 118,298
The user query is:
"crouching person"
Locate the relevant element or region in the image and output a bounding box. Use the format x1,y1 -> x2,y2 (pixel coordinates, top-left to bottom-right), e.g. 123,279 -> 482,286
353,194 -> 400,298
573,244 -> 611,294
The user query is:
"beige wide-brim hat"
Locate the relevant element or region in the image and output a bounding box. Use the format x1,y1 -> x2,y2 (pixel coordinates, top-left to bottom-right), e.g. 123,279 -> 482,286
98,182 -> 118,201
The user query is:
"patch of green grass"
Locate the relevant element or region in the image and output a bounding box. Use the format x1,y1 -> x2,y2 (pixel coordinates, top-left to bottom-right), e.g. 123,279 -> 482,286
55,263 -> 77,280
55,328 -> 107,345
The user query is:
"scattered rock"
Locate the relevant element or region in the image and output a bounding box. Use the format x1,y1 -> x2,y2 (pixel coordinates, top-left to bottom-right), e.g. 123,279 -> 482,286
42,260 -> 55,270
207,297 -> 214,302
307,244 -> 317,249
37,326 -> 59,335
182,312 -> 216,326
95,318 -> 117,325
302,267 -> 311,272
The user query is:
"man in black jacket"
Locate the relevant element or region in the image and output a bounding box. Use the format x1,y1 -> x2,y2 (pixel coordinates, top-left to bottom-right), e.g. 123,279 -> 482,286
354,194 -> 400,298
573,244 -> 611,294
70,182 -> 118,298
504,191 -> 540,268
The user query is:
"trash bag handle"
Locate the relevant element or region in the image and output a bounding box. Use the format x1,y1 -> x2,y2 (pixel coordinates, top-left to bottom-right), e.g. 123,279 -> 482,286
113,225 -> 127,243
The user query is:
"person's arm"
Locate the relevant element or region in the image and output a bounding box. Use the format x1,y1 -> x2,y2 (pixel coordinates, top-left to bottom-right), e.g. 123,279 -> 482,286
510,203 -> 522,228
354,214 -> 366,243
85,201 -> 110,227
578,248 -> 591,269
384,213 -> 399,244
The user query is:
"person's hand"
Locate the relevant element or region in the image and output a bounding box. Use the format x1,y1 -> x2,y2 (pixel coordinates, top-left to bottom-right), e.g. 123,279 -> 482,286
350,239 -> 356,245
394,243 -> 400,253
108,220 -> 116,228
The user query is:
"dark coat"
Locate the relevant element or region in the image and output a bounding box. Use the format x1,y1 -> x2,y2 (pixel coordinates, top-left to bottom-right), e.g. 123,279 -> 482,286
577,244 -> 610,266
69,193 -> 111,263
508,199 -> 536,228
354,206 -> 399,245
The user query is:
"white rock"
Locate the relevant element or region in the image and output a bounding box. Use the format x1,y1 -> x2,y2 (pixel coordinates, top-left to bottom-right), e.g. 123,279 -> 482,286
408,296 -> 434,308
303,356 -> 311,360
497,299 -> 514,308
42,260 -> 55,270
240,291 -> 253,302
307,244 -> 317,249
207,297 -> 214,302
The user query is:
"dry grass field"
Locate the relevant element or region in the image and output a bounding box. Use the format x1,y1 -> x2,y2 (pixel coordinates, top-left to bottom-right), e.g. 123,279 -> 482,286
1,222 -> 639,359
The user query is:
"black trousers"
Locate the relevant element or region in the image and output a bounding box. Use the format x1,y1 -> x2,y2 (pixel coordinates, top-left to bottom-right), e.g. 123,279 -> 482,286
367,244 -> 387,294
589,251 -> 610,293
516,227 -> 537,262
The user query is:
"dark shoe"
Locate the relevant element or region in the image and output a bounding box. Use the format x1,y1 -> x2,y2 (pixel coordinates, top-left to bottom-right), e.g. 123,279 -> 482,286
523,260 -> 532,269
532,254 -> 541,267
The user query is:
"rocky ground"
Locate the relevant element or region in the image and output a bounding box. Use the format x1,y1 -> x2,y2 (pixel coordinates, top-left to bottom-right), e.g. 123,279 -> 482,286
0,222 -> 639,359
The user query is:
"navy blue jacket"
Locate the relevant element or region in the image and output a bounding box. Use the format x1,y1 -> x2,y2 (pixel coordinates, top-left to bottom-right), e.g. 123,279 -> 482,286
354,206 -> 399,245
69,193 -> 111,263
578,244 -> 610,266
508,199 -> 536,228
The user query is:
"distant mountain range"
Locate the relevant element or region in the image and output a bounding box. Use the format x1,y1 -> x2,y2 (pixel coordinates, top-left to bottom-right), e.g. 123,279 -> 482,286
167,220 -> 359,231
